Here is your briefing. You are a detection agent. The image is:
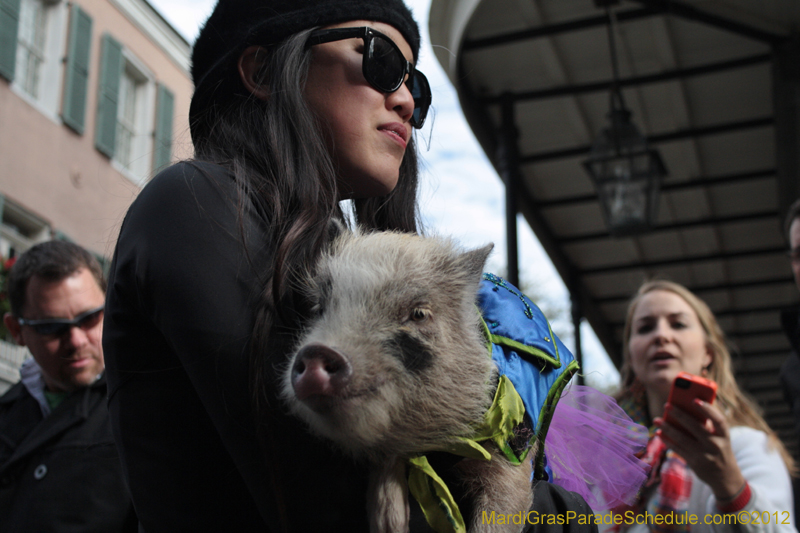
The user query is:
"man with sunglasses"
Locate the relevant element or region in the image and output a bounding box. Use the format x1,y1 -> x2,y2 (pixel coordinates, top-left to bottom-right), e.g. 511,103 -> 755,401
0,241 -> 136,532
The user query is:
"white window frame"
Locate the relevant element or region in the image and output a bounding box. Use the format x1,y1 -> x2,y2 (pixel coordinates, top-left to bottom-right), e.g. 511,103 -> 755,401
111,49 -> 155,186
0,198 -> 51,260
10,0 -> 68,123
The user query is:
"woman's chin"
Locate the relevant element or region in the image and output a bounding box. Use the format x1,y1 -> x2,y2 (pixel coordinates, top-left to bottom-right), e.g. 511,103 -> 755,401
640,370 -> 677,395
337,165 -> 400,199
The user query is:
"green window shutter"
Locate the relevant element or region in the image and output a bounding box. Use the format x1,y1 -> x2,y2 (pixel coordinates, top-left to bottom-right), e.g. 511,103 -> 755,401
153,84 -> 174,171
94,33 -> 123,158
61,5 -> 92,134
0,0 -> 22,81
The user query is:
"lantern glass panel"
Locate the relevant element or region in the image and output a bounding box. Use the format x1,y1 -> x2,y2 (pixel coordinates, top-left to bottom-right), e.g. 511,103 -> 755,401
600,177 -> 647,228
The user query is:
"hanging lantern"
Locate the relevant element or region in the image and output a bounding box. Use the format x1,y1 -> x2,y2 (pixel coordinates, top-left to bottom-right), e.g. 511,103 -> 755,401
583,107 -> 666,236
583,6 -> 667,237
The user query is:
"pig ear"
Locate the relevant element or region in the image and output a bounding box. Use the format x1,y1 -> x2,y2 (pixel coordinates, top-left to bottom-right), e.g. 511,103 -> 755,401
456,243 -> 494,281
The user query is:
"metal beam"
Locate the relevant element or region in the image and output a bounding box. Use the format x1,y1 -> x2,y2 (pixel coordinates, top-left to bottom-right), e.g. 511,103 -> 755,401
481,54 -> 770,105
628,0 -> 786,45
462,7 -> 659,51
521,117 -> 773,165
734,376 -> 784,392
714,306 -> 789,319
581,245 -> 786,275
611,315 -> 786,329
650,117 -> 774,144
536,169 -> 775,209
722,328 -> 784,339
595,276 -> 795,304
738,348 -> 794,359
558,210 -> 778,245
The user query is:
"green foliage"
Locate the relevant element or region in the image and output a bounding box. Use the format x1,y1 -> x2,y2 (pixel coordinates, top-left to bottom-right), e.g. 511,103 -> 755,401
0,256 -> 15,340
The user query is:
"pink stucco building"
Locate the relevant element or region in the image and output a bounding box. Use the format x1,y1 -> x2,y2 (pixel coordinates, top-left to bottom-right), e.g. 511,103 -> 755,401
0,0 -> 193,388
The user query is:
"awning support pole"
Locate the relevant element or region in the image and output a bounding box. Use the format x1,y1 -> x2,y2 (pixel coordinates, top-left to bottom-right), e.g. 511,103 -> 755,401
499,94 -> 520,287
570,286 -> 585,386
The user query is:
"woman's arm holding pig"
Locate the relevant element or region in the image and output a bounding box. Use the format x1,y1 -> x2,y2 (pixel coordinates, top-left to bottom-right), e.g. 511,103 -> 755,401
104,161 -> 276,530
105,161 -> 372,531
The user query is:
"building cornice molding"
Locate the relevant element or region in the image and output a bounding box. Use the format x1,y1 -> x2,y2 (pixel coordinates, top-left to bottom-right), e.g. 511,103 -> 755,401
108,0 -> 191,74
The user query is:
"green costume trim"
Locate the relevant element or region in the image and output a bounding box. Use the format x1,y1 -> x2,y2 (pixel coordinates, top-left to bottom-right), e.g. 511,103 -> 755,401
407,375 -> 526,533
532,359 -> 579,479
407,282 -> 578,531
485,333 -> 561,368
408,456 -> 466,533
479,302 -> 562,369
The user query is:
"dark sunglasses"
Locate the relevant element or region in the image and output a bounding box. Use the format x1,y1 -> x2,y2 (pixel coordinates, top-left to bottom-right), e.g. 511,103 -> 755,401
17,305 -> 104,337
306,26 -> 432,129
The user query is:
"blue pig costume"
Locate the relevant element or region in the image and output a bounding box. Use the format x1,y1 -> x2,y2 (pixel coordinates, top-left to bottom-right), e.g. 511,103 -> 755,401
406,274 -> 649,533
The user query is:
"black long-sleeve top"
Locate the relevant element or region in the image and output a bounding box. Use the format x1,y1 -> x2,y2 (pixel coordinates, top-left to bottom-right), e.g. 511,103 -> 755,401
103,160 -> 599,533
103,161 -> 370,532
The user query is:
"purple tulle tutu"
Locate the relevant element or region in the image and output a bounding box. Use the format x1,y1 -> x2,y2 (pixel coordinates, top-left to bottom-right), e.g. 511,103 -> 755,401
545,384 -> 650,511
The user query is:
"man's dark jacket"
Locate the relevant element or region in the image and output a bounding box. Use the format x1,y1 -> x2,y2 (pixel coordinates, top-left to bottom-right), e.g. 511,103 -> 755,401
0,373 -> 137,532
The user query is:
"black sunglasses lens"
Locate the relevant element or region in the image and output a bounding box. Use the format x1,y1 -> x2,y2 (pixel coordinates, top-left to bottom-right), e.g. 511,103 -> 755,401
363,31 -> 432,129
78,309 -> 104,329
365,34 -> 405,92
34,323 -> 68,336
407,72 -> 431,128
29,308 -> 103,336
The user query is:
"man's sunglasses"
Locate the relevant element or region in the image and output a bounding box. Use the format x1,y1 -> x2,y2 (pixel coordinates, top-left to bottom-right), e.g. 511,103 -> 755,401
306,27 -> 432,129
17,305 -> 104,336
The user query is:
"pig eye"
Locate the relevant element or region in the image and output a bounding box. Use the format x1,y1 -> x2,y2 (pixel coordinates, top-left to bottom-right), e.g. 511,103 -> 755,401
310,296 -> 326,317
410,308 -> 431,322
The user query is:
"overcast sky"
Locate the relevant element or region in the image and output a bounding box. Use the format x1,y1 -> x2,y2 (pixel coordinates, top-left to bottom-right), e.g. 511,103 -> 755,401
146,0 -> 621,390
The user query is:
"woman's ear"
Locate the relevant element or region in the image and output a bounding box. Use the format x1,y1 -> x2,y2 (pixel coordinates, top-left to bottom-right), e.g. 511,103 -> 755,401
702,344 -> 714,375
238,45 -> 270,100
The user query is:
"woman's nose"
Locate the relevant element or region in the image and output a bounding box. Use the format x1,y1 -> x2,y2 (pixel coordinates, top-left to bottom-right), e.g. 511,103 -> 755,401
653,320 -> 670,344
386,82 -> 415,124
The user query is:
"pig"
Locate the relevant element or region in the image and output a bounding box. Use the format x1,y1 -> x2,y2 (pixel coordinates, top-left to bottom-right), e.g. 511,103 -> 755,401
280,230 -> 535,533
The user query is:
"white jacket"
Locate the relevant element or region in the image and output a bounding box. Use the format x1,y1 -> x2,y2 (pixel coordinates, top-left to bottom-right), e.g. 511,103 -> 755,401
599,426 -> 795,533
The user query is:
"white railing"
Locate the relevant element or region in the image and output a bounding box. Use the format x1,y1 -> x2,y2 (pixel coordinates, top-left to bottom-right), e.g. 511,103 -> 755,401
0,340 -> 29,389
0,339 -> 29,368
0,340 -> 28,391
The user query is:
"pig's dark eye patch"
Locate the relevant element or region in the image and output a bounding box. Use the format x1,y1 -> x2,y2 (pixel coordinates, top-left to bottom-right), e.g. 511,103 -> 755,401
385,331 -> 434,374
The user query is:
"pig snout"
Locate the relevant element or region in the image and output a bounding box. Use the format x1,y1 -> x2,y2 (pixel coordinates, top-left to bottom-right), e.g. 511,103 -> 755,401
291,344 -> 353,401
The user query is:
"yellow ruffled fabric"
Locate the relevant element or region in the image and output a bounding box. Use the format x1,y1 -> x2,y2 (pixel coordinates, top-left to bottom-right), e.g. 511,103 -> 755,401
406,375 -> 528,533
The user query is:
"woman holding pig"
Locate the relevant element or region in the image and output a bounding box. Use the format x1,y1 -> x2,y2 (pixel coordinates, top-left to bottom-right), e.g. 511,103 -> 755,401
611,280 -> 794,533
101,0 -> 600,531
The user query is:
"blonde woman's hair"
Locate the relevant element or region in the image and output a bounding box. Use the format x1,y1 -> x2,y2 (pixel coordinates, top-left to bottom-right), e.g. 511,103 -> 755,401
619,279 -> 795,474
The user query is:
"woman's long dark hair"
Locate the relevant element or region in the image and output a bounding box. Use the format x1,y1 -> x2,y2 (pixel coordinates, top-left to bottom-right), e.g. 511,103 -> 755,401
195,30 -> 420,310
191,30 -> 422,509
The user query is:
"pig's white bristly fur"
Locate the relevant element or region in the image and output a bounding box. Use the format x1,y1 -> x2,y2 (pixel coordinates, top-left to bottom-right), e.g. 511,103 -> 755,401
280,230 -> 534,532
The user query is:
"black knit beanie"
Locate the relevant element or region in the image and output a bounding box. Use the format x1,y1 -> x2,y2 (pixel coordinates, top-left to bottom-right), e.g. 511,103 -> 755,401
189,0 -> 421,144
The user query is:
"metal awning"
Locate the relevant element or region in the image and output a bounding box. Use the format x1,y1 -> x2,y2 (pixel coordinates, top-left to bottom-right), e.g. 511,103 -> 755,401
429,0 -> 800,453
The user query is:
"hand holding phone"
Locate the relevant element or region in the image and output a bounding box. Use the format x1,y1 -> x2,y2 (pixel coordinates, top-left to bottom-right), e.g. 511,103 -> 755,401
663,372 -> 717,431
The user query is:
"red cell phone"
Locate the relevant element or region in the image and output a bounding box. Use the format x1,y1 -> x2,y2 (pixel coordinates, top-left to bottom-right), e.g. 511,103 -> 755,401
664,372 -> 717,430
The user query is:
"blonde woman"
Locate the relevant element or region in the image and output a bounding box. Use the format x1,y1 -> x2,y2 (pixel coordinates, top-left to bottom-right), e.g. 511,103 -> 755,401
610,280 -> 794,533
